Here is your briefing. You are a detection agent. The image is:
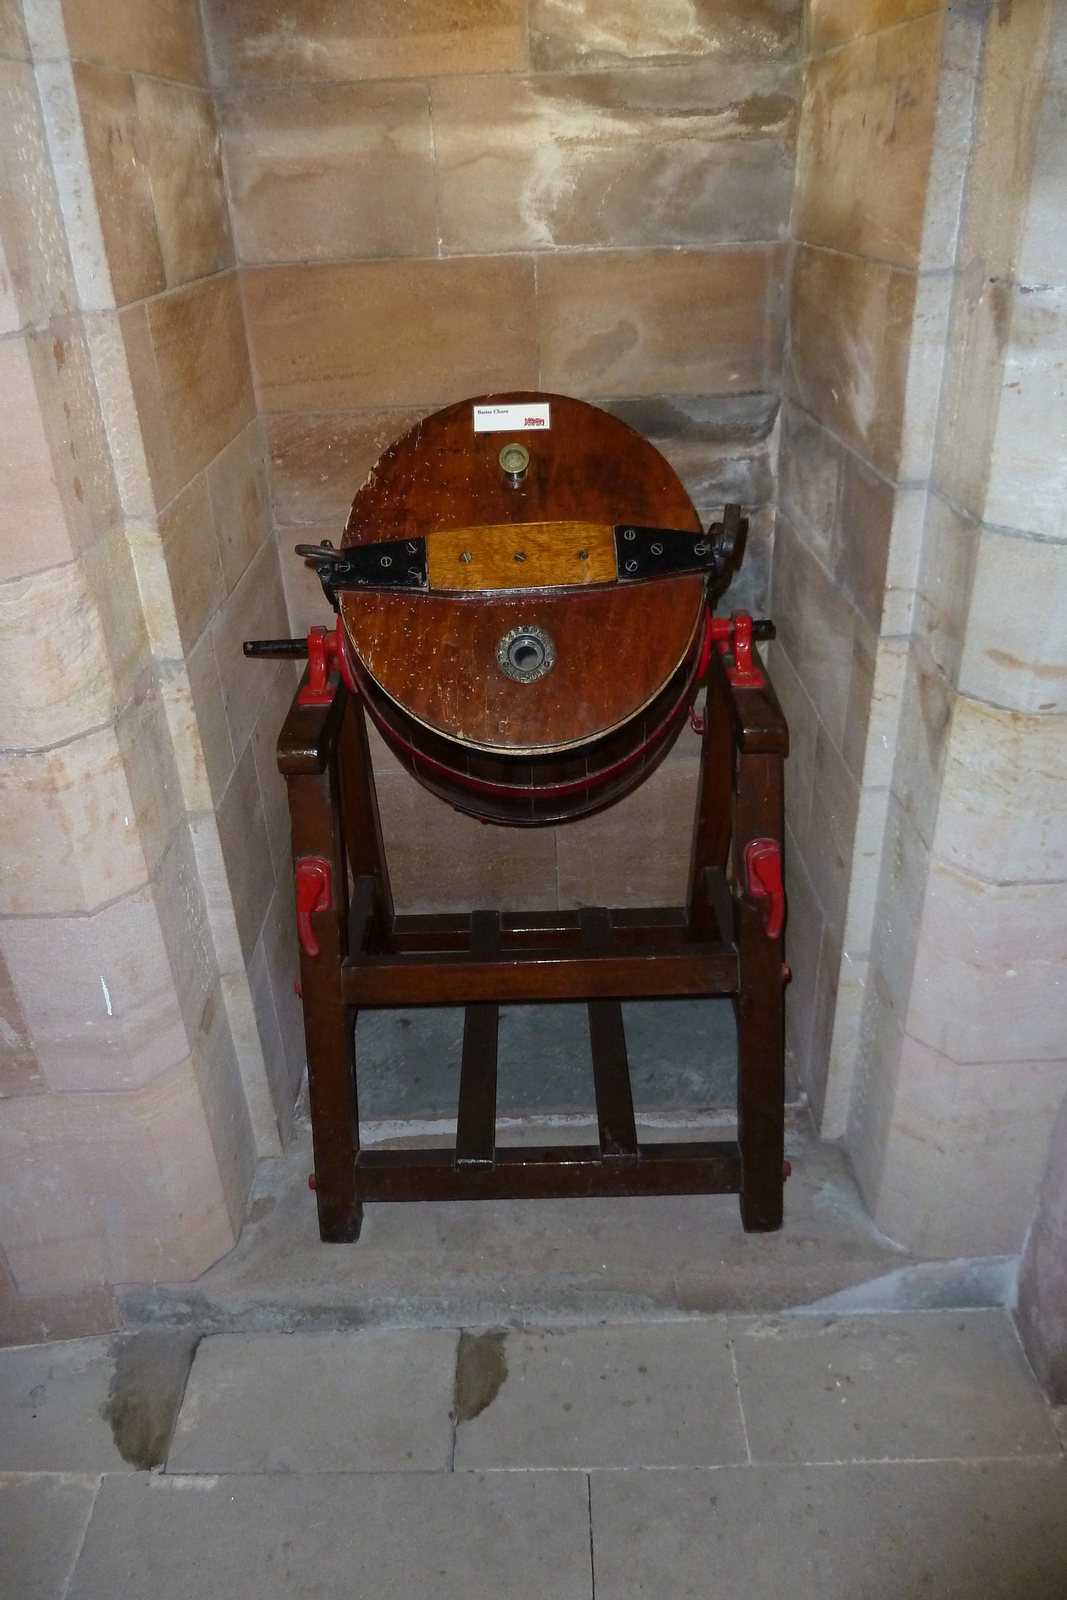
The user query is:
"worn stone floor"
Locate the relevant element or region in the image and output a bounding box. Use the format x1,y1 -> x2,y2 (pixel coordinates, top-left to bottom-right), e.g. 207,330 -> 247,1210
5,1003 -> 1065,1596
2,1309 -> 1066,1599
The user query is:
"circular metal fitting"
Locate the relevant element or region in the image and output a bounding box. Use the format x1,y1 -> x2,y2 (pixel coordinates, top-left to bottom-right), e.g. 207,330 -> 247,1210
496,624 -> 555,683
499,442 -> 530,484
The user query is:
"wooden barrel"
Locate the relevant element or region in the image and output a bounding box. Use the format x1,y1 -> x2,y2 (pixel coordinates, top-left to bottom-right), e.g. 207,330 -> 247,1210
337,392 -> 715,826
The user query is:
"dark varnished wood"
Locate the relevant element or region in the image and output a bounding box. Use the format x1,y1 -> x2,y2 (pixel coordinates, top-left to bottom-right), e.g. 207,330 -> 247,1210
340,944 -> 738,1008
734,745 -> 787,1232
277,666 -> 347,775
353,1142 -> 742,1201
687,654 -> 736,940
286,751 -> 363,1243
582,909 -> 639,1166
338,392 -> 705,822
352,631 -> 701,825
276,394 -> 789,1241
455,912 -> 500,1170
341,579 -> 705,755
344,392 -> 698,546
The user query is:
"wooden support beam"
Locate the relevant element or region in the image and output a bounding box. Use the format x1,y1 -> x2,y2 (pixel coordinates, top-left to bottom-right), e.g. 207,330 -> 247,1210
341,946 -> 737,1007
353,1141 -> 743,1201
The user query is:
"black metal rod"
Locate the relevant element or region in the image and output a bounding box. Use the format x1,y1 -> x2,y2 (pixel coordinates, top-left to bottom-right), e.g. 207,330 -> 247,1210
243,621 -> 771,661
243,638 -> 310,658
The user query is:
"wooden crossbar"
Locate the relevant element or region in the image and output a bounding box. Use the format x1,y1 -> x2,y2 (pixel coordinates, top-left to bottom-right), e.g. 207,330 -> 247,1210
353,1141 -> 743,1201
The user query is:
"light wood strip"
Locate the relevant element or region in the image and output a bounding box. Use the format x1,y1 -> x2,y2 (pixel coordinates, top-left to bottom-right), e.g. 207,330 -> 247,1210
425,520 -> 616,592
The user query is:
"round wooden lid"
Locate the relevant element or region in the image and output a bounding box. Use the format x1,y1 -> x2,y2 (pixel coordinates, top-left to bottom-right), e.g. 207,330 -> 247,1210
339,392 -> 705,756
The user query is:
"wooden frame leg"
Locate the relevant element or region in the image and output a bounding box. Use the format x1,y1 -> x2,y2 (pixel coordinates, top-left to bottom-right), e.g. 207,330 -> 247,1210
687,669 -> 734,937
287,753 -> 363,1242
278,638 -> 789,1239
734,749 -> 785,1232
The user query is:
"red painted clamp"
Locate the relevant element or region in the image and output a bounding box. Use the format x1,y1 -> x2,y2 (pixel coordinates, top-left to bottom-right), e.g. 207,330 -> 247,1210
727,612 -> 764,687
296,857 -> 332,957
298,626 -> 336,706
744,838 -> 785,940
704,611 -> 765,689
298,621 -> 358,706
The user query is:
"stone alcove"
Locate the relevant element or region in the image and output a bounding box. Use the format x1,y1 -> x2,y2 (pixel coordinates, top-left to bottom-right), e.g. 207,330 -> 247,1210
1,0 -> 1064,1372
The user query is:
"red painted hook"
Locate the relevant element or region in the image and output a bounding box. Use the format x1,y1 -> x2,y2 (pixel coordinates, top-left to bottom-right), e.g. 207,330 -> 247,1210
296,857 -> 332,957
744,838 -> 785,940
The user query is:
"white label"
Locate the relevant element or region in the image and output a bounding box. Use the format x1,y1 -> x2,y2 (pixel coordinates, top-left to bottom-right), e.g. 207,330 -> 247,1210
473,402 -> 550,433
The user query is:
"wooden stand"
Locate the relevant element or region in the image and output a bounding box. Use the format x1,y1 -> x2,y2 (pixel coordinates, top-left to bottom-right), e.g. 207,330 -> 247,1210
277,629 -> 788,1242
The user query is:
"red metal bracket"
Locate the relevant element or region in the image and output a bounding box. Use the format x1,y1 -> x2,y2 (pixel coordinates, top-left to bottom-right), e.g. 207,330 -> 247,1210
727,612 -> 764,687
298,621 -> 358,706
705,610 -> 765,689
744,838 -> 785,940
298,626 -> 336,706
296,857 -> 332,957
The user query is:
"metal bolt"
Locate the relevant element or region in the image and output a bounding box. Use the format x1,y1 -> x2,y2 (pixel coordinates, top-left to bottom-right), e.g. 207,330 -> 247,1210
460,551 -> 472,563
514,551 -> 526,562
577,548 -> 588,560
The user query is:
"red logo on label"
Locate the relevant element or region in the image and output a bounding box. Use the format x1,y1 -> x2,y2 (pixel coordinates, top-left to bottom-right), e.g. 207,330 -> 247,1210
524,416 -> 546,426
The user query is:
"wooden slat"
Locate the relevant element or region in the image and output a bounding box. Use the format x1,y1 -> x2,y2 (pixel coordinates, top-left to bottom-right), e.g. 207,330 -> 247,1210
389,909 -> 700,954
581,909 -> 639,1166
735,749 -> 787,1233
353,1141 -> 742,1201
455,912 -> 500,1169
341,946 -> 738,1006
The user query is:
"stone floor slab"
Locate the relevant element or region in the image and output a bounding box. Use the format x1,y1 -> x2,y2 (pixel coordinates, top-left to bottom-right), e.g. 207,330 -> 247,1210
591,1460 -> 1067,1600
166,1328 -> 458,1473
68,1469 -> 592,1600
731,1309 -> 1059,1463
454,1320 -> 747,1468
0,1339 -> 131,1472
0,1473 -> 98,1600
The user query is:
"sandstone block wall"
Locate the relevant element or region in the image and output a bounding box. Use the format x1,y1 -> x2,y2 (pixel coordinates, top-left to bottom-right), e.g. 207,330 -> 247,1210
776,0 -> 1067,1260
0,0 -> 303,1312
772,0 -> 959,1126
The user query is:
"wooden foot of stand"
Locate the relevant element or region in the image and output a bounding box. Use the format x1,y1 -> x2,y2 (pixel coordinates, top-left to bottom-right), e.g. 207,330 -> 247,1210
278,639 -> 788,1239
